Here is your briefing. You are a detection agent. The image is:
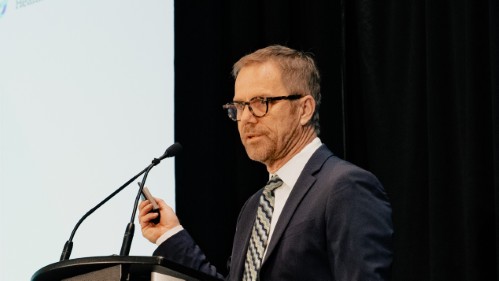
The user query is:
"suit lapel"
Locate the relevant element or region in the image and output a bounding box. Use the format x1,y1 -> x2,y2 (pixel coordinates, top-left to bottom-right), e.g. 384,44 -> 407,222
262,145 -> 333,264
230,145 -> 334,278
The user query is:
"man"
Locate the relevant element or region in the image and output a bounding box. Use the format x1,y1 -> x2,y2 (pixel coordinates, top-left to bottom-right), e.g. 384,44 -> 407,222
139,45 -> 393,280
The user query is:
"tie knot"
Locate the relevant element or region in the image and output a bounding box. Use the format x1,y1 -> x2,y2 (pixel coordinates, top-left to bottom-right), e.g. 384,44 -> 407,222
264,175 -> 283,193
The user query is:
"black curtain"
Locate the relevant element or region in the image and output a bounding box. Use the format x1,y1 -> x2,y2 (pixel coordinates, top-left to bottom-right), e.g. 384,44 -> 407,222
173,0 -> 499,280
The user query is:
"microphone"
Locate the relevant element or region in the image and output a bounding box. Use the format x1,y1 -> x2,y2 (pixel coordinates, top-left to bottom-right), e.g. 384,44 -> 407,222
152,142 -> 183,165
119,142 -> 183,256
59,142 -> 183,261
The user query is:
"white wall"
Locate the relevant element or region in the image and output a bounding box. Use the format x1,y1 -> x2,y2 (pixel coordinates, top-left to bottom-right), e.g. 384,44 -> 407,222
0,1 -> 175,280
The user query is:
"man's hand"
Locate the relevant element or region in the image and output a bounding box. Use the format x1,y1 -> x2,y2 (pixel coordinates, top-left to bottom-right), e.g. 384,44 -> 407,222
138,197 -> 180,243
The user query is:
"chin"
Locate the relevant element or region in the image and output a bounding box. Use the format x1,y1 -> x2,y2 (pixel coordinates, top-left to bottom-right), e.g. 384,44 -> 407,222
244,145 -> 269,163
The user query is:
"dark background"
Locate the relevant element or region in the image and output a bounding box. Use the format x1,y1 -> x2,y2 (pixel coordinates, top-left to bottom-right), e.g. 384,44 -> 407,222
172,0 -> 499,280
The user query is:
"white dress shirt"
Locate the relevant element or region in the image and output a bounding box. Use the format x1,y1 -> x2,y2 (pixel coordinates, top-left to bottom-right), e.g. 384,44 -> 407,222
267,137 -> 322,246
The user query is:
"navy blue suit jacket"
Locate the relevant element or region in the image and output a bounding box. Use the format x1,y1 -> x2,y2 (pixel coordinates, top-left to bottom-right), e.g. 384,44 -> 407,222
154,145 -> 393,280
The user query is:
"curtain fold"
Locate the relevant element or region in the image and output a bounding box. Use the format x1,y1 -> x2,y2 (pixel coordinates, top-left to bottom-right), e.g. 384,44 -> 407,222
344,0 -> 499,279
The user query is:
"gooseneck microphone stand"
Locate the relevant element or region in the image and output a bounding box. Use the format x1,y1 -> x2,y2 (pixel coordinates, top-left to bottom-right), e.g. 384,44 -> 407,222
59,143 -> 182,261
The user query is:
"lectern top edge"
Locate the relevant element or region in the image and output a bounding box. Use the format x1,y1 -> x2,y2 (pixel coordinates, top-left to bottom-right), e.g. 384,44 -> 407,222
31,255 -> 223,281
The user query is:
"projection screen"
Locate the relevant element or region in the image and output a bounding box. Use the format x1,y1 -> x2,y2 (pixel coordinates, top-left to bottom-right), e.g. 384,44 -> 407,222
0,1 -> 175,280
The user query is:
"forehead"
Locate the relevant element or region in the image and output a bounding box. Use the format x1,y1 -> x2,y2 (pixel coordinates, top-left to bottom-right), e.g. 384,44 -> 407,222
234,61 -> 287,100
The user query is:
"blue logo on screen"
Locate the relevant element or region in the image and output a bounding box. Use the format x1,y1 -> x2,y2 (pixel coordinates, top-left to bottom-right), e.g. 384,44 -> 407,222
0,0 -> 7,17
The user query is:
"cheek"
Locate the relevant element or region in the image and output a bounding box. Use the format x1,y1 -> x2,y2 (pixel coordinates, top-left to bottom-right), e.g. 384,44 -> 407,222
276,116 -> 302,142
272,120 -> 291,141
274,111 -> 297,130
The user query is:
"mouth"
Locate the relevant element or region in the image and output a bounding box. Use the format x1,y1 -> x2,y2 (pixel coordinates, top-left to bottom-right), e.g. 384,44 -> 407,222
242,125 -> 266,142
244,132 -> 263,142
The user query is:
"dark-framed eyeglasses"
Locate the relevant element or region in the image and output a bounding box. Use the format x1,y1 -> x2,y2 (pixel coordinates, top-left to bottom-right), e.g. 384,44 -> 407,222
222,94 -> 303,121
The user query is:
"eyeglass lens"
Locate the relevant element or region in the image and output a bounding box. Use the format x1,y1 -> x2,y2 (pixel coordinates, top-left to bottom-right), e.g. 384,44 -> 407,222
227,98 -> 267,121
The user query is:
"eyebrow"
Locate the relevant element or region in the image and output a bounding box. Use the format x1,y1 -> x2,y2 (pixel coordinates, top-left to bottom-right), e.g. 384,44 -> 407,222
232,96 -> 270,103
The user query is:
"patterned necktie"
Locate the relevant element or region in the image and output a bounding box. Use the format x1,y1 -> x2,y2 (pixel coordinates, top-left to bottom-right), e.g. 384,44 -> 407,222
242,175 -> 283,281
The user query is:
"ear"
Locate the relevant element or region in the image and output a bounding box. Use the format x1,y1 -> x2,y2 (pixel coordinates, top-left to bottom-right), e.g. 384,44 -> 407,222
299,95 -> 315,126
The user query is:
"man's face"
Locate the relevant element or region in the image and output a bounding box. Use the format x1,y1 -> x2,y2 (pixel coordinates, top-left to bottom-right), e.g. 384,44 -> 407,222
234,61 -> 302,167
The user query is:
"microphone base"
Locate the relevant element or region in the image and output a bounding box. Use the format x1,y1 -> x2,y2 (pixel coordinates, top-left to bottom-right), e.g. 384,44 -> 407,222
59,240 -> 73,261
119,223 -> 135,256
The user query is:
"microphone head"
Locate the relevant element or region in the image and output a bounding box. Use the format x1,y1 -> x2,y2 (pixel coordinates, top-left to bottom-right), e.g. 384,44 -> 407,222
153,142 -> 182,164
164,142 -> 183,158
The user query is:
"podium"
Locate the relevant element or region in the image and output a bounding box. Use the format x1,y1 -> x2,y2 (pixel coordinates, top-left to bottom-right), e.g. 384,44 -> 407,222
31,256 -> 223,281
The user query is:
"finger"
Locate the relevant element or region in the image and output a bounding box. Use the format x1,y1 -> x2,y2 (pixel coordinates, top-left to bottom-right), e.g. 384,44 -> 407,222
138,202 -> 153,218
155,197 -> 167,208
139,212 -> 159,227
139,200 -> 149,210
155,198 -> 174,213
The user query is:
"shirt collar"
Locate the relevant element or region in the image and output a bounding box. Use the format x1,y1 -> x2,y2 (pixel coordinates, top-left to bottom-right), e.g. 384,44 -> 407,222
271,137 -> 322,189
